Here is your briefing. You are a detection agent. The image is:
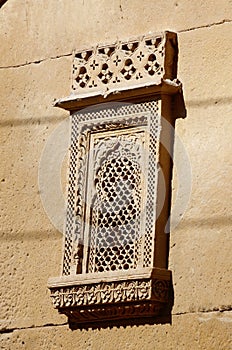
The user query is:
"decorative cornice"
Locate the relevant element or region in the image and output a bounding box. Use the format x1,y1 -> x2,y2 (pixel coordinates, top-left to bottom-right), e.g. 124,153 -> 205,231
71,33 -> 167,97
54,31 -> 181,112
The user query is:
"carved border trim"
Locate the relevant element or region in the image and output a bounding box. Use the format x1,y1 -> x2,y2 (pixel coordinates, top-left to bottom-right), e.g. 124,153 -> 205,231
50,278 -> 169,309
73,113 -> 150,273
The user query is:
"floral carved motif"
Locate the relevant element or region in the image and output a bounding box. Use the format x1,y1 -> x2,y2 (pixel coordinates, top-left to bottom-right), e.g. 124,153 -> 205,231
152,280 -> 170,302
50,278 -> 169,309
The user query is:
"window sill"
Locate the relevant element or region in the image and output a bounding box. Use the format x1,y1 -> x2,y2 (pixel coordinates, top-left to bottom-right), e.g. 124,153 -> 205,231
48,268 -> 171,327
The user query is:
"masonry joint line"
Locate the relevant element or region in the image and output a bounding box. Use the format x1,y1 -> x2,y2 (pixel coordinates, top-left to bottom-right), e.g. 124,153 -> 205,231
0,322 -> 68,334
179,19 -> 232,33
0,53 -> 73,70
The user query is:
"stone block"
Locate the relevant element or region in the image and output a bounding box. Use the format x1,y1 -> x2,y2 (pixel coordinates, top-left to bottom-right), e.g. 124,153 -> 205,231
170,101 -> 232,314
1,0 -> 231,67
0,58 -> 71,329
178,22 -> 232,104
1,312 -> 232,350
167,22 -> 232,314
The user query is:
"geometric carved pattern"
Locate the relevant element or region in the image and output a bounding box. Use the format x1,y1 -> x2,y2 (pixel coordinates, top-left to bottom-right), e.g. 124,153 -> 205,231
88,131 -> 145,273
72,35 -> 165,96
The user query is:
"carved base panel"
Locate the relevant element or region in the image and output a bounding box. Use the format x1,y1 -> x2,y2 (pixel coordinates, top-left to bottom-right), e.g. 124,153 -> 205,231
63,301 -> 165,328
49,269 -> 171,327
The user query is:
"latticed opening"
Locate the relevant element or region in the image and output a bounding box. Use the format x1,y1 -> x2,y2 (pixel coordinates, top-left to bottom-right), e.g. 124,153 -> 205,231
62,101 -> 160,276
88,155 -> 142,273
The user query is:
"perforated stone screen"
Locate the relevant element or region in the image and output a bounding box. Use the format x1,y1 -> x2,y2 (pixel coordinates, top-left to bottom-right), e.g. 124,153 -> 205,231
63,101 -> 161,276
71,35 -> 165,97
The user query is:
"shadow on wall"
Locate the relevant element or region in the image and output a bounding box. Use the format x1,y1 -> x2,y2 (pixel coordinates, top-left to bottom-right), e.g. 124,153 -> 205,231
0,95 -> 231,128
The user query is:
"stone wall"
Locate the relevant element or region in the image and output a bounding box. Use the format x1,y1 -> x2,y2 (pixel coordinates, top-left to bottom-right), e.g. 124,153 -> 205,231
1,1 -> 231,349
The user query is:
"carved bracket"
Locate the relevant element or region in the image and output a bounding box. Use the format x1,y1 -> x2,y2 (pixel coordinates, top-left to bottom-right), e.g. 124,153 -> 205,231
48,268 -> 171,326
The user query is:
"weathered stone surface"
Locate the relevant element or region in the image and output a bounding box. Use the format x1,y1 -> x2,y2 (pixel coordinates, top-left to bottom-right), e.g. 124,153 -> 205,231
178,22 -> 232,104
0,233 -> 66,330
0,57 -> 71,235
1,312 -> 232,350
0,58 -> 70,329
169,23 -> 232,314
170,104 -> 232,314
0,0 -> 231,67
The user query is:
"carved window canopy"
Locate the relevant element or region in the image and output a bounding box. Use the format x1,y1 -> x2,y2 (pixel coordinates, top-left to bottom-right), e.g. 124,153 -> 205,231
48,31 -> 186,328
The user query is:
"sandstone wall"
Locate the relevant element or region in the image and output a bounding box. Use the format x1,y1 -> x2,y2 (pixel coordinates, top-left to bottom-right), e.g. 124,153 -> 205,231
1,1 -> 231,349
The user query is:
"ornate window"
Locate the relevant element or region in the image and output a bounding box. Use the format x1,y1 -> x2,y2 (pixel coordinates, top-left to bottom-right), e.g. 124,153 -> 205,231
48,32 -> 186,328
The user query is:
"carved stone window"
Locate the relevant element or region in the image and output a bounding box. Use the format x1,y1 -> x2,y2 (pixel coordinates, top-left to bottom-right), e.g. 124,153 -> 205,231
48,32 -> 186,328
